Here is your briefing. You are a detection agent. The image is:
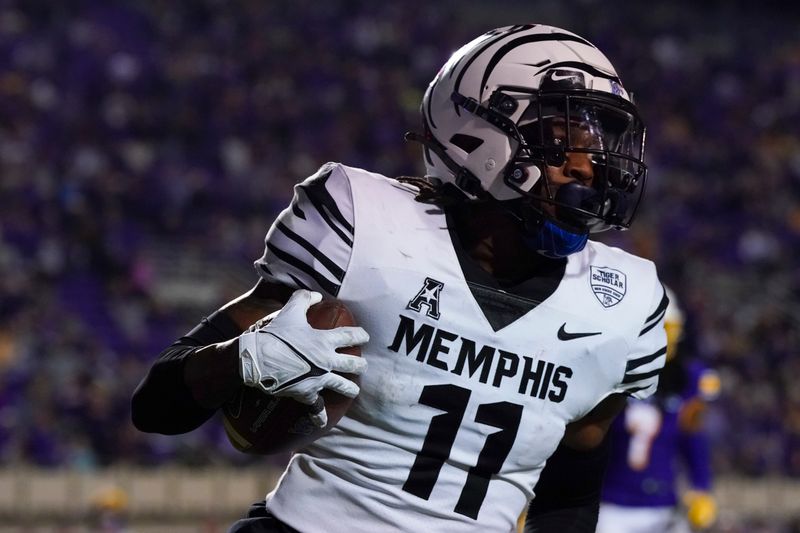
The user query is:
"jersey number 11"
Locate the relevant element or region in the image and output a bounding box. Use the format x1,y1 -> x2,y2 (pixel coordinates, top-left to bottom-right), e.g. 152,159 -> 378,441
402,384 -> 523,519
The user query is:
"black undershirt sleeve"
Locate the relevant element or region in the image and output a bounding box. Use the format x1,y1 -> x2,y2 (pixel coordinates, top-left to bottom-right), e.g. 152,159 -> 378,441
524,435 -> 611,533
131,311 -> 242,435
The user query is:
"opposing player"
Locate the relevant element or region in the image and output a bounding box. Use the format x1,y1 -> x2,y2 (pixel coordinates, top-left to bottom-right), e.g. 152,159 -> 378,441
597,288 -> 720,533
132,24 -> 668,532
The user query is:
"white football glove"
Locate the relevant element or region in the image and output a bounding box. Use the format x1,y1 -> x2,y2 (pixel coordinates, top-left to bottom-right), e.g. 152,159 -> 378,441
238,289 -> 369,428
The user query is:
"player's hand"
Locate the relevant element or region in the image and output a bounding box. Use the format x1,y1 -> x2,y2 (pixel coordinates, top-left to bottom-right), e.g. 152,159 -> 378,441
684,490 -> 717,529
237,289 -> 369,427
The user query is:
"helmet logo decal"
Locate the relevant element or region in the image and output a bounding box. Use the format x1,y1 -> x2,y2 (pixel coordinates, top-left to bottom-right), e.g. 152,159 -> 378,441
535,61 -> 621,83
610,80 -> 624,96
590,266 -> 627,308
541,69 -> 586,90
478,33 -> 596,94
549,71 -> 580,82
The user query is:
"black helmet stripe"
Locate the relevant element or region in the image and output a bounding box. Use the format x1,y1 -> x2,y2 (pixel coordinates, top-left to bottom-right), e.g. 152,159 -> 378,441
427,29 -> 528,131
535,61 -> 620,82
450,25 -> 535,81
445,25 -> 534,122
450,24 -> 536,78
478,34 -> 597,96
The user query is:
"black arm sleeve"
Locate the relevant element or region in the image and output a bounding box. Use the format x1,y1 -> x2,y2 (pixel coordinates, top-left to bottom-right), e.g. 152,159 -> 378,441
523,435 -> 611,533
131,311 -> 242,435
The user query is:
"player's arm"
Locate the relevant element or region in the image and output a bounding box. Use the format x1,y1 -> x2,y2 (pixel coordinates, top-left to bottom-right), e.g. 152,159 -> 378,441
132,163 -> 363,435
183,280 -> 295,409
130,279 -> 293,435
527,280 -> 669,532
524,393 -> 626,533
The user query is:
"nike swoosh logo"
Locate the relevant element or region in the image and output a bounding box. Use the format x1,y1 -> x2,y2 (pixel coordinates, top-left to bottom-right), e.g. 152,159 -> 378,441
557,323 -> 602,341
549,72 -> 577,82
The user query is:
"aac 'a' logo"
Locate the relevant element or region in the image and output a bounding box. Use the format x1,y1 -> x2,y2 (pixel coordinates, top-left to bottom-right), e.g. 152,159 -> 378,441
407,277 -> 444,319
590,266 -> 627,308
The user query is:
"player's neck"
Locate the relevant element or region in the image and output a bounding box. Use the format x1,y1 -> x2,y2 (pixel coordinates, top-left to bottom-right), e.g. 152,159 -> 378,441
449,202 -> 559,286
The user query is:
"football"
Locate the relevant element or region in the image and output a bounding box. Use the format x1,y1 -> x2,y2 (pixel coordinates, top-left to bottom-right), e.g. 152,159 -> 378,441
222,299 -> 361,455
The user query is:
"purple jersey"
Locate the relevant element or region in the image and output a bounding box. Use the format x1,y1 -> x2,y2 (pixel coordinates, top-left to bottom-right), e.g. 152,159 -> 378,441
602,360 -> 719,507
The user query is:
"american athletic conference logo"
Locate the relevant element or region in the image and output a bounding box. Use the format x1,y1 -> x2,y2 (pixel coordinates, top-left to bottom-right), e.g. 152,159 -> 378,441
590,266 -> 626,308
407,277 -> 444,319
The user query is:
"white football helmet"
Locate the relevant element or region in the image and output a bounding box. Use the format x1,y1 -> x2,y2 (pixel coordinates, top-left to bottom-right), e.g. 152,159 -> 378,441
412,24 -> 647,235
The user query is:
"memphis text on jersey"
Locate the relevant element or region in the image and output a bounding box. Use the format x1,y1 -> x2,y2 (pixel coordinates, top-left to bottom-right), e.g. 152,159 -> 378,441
388,314 -> 572,403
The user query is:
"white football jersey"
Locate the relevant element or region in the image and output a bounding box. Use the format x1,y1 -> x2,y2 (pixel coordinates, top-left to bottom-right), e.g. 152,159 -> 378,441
255,163 -> 668,533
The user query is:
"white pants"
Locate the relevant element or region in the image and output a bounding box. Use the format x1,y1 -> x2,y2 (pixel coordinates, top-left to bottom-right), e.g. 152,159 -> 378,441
596,503 -> 691,533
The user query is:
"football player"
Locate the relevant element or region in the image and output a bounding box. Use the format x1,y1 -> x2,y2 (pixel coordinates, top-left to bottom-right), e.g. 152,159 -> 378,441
132,24 -> 667,533
596,287 -> 720,533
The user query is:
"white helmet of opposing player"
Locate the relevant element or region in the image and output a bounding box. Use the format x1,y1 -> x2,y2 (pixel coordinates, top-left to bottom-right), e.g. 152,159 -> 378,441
413,24 -> 647,236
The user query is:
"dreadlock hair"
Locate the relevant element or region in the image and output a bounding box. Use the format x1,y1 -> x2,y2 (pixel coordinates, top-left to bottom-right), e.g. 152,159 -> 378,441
396,176 -> 471,206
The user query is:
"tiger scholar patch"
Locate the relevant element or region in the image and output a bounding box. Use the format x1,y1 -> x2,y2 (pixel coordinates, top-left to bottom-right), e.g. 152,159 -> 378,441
590,266 -> 627,308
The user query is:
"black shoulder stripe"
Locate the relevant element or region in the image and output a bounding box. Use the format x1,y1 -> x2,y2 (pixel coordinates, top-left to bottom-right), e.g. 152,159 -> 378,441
448,25 -> 533,121
646,289 -> 669,324
625,346 -> 667,373
290,192 -> 306,220
276,221 -> 345,282
623,385 -> 649,396
287,273 -> 312,292
296,188 -> 353,246
266,242 -> 340,296
258,261 -> 322,294
258,263 -> 273,277
639,308 -> 667,337
479,34 -> 597,94
622,367 -> 662,385
298,168 -> 354,231
638,288 -> 669,336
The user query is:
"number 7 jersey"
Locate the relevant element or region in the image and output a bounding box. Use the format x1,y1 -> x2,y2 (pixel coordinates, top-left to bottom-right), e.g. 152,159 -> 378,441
255,163 -> 668,533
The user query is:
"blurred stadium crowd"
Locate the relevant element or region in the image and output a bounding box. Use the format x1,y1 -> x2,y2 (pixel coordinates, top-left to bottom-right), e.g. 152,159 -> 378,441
0,0 -> 798,488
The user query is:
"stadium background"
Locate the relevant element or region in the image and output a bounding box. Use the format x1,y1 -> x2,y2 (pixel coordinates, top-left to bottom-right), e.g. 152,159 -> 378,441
0,0 -> 799,531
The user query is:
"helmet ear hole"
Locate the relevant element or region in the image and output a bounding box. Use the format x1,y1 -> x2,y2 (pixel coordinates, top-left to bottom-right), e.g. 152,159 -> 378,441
449,134 -> 484,154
